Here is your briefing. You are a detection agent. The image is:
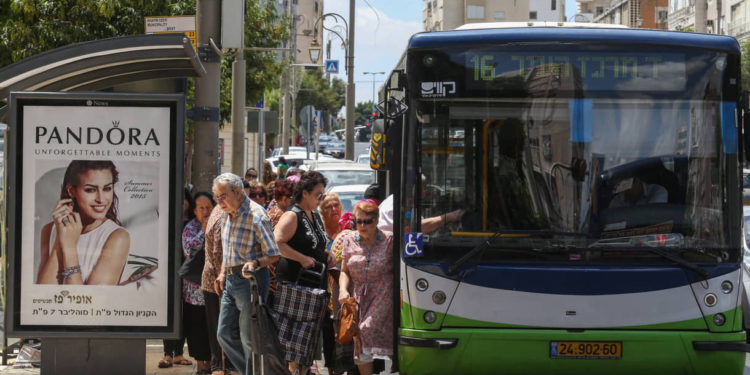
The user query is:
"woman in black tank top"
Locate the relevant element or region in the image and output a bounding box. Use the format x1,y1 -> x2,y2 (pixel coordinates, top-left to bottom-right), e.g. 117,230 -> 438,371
274,171 -> 330,283
273,171 -> 332,374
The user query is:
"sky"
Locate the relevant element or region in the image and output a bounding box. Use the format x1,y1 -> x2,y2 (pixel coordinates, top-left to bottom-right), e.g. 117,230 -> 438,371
322,0 -> 578,112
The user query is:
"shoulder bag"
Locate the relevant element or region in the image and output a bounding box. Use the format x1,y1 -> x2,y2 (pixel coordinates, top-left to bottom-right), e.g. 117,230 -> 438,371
337,297 -> 358,344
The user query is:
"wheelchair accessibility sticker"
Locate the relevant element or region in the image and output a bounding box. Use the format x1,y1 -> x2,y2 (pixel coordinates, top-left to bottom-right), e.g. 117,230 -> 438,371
404,233 -> 424,258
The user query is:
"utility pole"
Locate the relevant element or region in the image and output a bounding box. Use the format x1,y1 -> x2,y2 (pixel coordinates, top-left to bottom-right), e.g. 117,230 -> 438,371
231,3 -> 246,176
192,0 -> 222,192
281,0 -> 296,154
345,0 -> 356,160
695,0 -> 707,33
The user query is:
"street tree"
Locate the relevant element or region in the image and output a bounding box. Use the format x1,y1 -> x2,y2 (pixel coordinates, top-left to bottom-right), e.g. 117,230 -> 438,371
0,0 -> 288,123
354,100 -> 376,126
294,68 -> 346,131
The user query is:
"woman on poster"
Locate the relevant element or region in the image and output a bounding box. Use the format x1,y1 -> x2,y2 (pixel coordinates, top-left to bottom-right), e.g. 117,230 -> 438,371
37,160 -> 130,285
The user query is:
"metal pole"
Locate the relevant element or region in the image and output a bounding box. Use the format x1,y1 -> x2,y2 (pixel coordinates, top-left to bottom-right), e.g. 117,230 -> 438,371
231,52 -> 246,176
281,0 -> 295,154
258,107 -> 265,173
315,111 -> 320,160
306,105 -> 312,160
695,0 -> 707,33
192,0 -> 221,192
345,0 -> 356,160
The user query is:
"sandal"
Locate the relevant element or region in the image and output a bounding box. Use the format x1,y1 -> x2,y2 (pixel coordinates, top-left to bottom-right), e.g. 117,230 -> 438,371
172,356 -> 193,366
157,356 -> 173,368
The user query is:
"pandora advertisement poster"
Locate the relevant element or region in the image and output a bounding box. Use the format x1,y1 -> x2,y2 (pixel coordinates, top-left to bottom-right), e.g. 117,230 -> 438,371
7,93 -> 184,336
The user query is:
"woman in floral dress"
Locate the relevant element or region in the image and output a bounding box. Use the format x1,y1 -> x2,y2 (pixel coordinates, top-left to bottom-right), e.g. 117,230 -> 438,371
338,200 -> 393,375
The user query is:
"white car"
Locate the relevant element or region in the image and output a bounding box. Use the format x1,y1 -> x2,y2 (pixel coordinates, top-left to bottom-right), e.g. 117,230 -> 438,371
328,184 -> 370,213
271,146 -> 306,157
266,153 -> 335,168
356,153 -> 370,164
304,162 -> 375,189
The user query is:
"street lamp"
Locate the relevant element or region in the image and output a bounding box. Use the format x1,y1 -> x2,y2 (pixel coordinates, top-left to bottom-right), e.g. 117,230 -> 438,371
309,39 -> 322,63
311,10 -> 356,159
363,71 -> 385,115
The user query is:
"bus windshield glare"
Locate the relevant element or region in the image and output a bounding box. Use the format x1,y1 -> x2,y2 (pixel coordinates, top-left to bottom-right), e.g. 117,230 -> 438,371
404,45 -> 739,264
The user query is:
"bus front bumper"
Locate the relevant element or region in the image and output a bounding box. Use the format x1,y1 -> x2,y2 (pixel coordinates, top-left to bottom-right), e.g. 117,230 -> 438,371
398,328 -> 747,375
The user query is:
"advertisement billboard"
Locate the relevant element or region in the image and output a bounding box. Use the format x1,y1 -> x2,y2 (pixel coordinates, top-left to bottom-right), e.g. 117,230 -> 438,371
6,92 -> 184,337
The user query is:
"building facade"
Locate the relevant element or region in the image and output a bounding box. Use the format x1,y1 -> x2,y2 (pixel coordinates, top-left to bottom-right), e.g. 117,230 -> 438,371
580,0 -> 669,29
423,0 -> 565,31
576,0 -> 614,21
294,0 -> 324,64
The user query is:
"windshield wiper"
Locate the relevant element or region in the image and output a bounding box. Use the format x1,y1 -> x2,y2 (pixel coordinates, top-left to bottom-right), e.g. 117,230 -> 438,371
587,234 -> 708,278
446,230 -> 587,275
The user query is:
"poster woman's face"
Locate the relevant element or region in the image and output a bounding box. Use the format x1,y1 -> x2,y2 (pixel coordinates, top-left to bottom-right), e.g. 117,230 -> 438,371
68,169 -> 114,221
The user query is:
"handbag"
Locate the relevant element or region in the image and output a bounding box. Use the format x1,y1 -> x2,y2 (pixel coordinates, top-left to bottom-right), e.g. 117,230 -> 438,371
337,297 -> 358,345
178,247 -> 205,283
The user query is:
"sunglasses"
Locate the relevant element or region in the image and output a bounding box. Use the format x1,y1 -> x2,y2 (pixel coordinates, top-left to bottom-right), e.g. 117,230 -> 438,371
317,193 -> 325,201
249,193 -> 266,199
246,174 -> 258,178
354,218 -> 375,225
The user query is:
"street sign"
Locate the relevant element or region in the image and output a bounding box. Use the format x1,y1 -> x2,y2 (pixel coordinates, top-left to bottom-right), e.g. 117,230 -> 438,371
248,97 -> 264,110
145,15 -> 197,49
324,60 -> 340,74
313,110 -> 323,127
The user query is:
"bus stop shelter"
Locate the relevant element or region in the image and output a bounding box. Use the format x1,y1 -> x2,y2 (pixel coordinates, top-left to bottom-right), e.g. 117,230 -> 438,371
0,33 -> 205,374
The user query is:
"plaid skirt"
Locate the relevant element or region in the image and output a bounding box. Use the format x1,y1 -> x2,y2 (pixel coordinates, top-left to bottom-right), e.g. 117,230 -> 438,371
272,281 -> 329,365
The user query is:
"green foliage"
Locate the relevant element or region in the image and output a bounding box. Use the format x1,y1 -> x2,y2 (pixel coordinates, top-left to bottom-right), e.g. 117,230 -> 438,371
0,0 -> 195,66
295,68 -> 346,127
0,0 -> 290,124
742,38 -> 750,90
354,100 -> 376,126
675,25 -> 696,33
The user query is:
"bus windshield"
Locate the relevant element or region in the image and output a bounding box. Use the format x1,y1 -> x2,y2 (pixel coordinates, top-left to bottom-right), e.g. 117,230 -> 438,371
403,45 -> 739,264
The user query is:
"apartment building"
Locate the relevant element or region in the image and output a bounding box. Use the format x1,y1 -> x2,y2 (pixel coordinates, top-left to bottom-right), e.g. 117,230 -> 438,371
576,0 -> 613,21
729,0 -> 750,40
293,0 -> 324,64
579,0 -> 669,28
423,0 -> 564,31
669,0 -> 748,41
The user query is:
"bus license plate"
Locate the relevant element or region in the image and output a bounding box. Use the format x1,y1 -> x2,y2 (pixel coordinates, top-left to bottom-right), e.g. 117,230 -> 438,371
550,341 -> 622,359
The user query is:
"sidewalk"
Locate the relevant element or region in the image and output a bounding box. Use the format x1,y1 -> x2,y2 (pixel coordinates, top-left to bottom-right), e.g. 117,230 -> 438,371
0,341 -> 392,375
0,340 -> 198,375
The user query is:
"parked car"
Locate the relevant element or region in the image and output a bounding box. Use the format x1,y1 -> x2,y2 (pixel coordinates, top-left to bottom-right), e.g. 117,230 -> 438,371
328,184 -> 369,213
325,140 -> 345,158
356,154 -> 370,164
303,161 -> 375,189
271,146 -> 307,157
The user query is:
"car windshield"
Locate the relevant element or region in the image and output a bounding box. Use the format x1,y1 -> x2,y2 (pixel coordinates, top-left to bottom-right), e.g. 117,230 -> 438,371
319,170 -> 375,188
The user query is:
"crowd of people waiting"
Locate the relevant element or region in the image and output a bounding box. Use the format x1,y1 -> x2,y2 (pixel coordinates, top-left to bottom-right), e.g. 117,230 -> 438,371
159,162 -> 394,375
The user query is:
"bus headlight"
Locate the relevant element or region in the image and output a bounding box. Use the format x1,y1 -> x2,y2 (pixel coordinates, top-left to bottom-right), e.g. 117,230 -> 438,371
416,278 -> 429,292
721,281 -> 733,294
424,311 -> 437,324
713,313 -> 726,326
432,290 -> 447,305
704,293 -> 718,307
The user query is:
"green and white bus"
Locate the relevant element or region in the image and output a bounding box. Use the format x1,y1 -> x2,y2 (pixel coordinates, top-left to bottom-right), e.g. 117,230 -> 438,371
371,24 -> 749,374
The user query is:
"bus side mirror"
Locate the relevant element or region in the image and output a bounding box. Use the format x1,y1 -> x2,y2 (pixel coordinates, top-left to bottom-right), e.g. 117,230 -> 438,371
370,119 -> 387,170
